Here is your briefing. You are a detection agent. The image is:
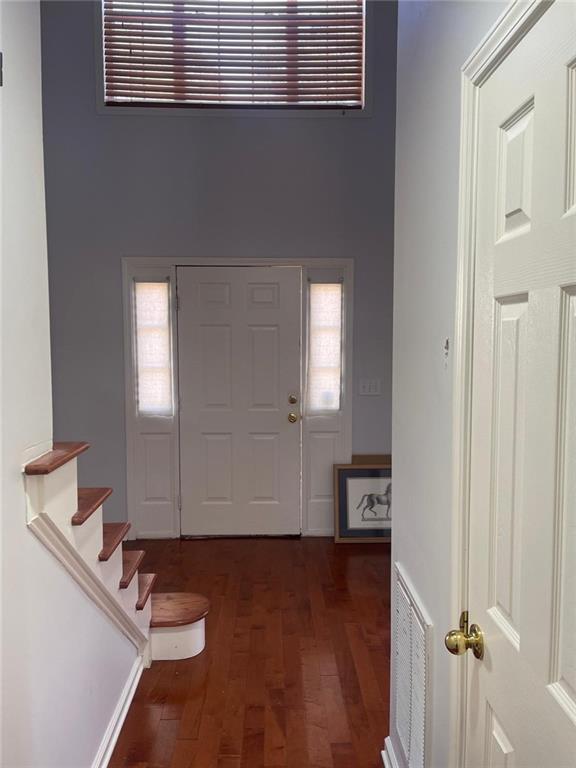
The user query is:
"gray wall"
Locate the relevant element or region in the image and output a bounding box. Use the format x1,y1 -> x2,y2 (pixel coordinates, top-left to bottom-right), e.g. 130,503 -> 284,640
391,2 -> 505,765
41,0 -> 397,523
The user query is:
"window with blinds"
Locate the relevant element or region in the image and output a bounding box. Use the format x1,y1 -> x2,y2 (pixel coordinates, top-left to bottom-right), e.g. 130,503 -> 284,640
102,0 -> 365,109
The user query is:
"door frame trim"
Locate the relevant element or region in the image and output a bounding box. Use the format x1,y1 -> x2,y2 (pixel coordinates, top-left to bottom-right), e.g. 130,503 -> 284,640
451,1 -> 553,764
122,257 -> 354,538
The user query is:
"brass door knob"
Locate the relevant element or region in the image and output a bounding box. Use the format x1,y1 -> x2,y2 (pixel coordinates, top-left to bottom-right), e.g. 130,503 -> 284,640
445,611 -> 484,660
288,412 -> 298,423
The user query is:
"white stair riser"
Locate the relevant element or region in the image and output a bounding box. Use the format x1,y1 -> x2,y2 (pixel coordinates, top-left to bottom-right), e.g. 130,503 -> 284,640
26,459 -> 78,539
60,502 -> 138,624
119,577 -> 139,617
97,546 -> 123,596
150,619 -> 205,661
136,599 -> 152,636
72,507 -> 104,563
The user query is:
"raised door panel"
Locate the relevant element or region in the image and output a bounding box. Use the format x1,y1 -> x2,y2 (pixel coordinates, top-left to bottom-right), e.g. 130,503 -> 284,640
201,433 -> 233,504
565,60 -> 576,215
198,281 -> 232,308
488,298 -> 527,649
200,325 -> 232,410
497,100 -> 534,240
248,282 -> 280,308
549,289 -> 576,721
143,434 -> 173,502
484,707 -> 515,768
248,433 -> 280,504
306,430 -> 338,533
135,431 -> 176,536
249,325 -> 279,410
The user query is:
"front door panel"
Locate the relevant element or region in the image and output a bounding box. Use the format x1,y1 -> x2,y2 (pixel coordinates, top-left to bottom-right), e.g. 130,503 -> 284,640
178,266 -> 302,536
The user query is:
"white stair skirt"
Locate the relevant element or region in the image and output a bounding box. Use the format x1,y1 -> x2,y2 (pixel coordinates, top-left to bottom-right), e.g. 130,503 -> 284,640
25,454 -> 149,654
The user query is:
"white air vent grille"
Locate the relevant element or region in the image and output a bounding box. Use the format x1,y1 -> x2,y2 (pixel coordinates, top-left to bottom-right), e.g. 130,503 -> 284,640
392,563 -> 431,768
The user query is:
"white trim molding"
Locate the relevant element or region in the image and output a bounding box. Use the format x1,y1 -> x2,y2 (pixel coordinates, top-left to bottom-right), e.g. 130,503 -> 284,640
91,655 -> 144,768
462,0 -> 552,86
122,257 -> 354,539
92,656 -> 144,768
27,511 -> 148,652
449,1 -> 554,766
382,738 -> 402,768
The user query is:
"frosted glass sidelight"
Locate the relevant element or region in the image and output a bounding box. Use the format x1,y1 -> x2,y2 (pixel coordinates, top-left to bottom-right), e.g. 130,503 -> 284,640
134,281 -> 173,416
307,283 -> 343,412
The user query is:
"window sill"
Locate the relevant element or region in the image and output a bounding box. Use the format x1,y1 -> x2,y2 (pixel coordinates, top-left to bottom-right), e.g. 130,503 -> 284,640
95,101 -> 373,120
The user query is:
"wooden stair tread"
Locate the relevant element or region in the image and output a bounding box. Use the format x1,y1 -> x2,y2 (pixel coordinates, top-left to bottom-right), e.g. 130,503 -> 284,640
25,441 -> 90,475
150,592 -> 210,628
72,487 -> 113,526
99,522 -> 130,561
120,549 -> 145,589
136,573 -> 157,611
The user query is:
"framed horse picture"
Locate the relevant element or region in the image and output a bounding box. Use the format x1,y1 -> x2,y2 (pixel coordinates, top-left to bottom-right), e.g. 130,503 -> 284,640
333,462 -> 392,543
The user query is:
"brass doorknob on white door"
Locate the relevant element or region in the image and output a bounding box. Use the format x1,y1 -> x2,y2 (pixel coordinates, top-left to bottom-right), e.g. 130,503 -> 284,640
445,611 -> 484,659
288,412 -> 298,423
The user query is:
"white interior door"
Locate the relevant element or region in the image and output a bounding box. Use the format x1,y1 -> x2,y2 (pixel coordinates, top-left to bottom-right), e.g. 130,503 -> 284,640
465,3 -> 576,765
177,266 -> 302,536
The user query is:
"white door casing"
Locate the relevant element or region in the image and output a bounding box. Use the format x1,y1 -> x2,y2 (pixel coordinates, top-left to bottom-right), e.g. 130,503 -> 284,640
177,265 -> 302,536
454,2 -> 576,765
123,258 -> 353,538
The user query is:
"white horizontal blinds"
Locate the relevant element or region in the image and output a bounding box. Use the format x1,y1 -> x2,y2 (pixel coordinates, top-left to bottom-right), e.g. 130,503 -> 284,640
103,0 -> 364,108
134,281 -> 174,416
307,283 -> 343,412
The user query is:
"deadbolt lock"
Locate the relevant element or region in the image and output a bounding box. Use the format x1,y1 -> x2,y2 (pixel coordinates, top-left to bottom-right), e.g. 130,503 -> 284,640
445,611 -> 484,660
288,412 -> 298,423
288,394 -> 298,404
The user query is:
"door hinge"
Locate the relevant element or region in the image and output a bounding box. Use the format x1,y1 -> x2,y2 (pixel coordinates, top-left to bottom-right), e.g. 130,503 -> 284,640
174,291 -> 180,312
177,494 -> 182,511
0,53 -> 4,87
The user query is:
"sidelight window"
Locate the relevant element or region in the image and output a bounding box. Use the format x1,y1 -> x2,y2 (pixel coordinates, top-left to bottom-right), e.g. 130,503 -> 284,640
306,282 -> 343,412
133,280 -> 174,416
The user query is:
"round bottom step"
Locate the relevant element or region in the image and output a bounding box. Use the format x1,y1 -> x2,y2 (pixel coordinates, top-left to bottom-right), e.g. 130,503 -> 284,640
150,592 -> 210,661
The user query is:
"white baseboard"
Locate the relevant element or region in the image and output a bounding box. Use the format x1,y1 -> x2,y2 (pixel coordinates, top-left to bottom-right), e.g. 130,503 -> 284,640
302,529 -> 333,537
131,530 -> 178,540
92,655 -> 144,768
382,737 -> 403,768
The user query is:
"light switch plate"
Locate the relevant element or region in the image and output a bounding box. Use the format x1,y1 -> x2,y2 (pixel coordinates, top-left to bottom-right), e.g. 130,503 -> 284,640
359,378 -> 382,396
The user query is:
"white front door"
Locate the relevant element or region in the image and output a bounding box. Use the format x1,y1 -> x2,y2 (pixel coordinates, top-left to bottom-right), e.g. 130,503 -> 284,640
465,3 -> 576,765
177,266 -> 302,536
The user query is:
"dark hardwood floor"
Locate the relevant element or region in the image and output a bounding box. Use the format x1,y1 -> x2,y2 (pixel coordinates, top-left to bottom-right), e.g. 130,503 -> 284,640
110,537 -> 391,768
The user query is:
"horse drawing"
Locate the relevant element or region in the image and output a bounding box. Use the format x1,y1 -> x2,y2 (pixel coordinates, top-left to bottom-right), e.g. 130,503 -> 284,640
356,483 -> 392,521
